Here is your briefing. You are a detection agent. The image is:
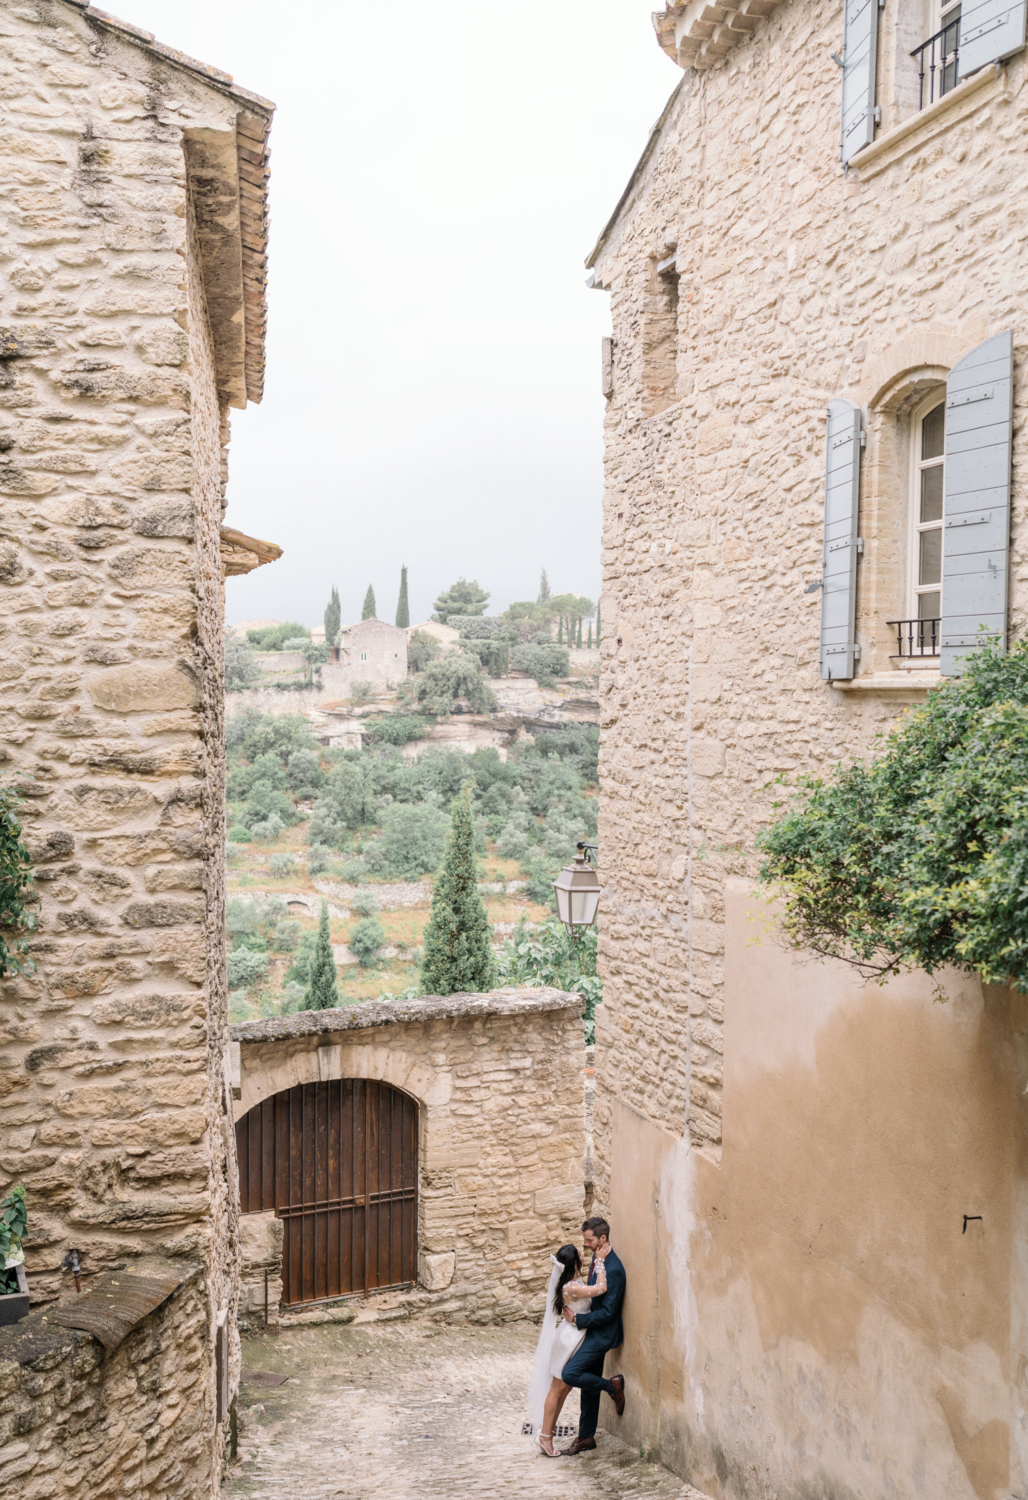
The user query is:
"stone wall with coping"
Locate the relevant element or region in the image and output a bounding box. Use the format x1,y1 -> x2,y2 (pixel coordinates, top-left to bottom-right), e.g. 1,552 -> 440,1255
231,988 -> 585,1325
0,1260 -> 206,1500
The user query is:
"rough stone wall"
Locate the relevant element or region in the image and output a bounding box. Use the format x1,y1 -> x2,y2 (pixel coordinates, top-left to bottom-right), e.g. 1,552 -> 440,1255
232,990 -> 586,1324
340,618 -> 408,689
0,3 -> 270,1492
591,9 -> 1028,1189
0,1266 -> 208,1500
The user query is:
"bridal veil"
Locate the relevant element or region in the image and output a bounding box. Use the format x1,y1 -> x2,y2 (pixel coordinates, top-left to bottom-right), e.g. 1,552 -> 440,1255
525,1256 -> 562,1435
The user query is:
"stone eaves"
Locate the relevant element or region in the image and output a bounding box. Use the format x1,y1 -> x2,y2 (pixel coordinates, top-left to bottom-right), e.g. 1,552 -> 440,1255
231,986 -> 583,1044
219,527 -> 283,579
59,1 -> 274,407
652,0 -> 783,72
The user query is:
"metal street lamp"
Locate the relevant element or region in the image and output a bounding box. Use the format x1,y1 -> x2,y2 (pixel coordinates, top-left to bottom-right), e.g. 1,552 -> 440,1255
552,843 -> 602,942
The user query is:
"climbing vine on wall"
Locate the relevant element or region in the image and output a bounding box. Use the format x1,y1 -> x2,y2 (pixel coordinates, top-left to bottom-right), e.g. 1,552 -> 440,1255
0,784 -> 35,977
758,642 -> 1028,993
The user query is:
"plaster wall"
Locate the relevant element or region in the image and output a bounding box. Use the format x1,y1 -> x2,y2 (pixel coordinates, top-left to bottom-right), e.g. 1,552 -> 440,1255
590,4 -> 1028,1495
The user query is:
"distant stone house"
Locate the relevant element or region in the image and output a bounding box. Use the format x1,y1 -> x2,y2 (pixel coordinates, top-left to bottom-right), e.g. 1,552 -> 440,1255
333,616 -> 407,686
0,4 -> 277,1496
590,3 -> 1028,1498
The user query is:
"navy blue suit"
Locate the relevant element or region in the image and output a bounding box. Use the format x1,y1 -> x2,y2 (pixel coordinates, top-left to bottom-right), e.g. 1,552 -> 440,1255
560,1248 -> 625,1440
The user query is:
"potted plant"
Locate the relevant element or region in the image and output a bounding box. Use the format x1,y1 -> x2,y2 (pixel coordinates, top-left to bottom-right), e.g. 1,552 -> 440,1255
0,1185 -> 29,1325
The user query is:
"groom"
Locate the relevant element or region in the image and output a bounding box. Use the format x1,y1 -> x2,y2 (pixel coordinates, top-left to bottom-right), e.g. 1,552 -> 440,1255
559,1216 -> 627,1455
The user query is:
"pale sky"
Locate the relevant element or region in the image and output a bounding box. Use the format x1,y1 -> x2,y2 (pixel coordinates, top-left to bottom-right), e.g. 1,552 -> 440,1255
120,2 -> 676,630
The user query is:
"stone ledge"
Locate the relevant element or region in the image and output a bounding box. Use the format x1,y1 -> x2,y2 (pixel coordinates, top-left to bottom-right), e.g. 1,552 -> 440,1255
853,64 -> 1004,180
833,670 -> 942,693
231,986 -> 582,1044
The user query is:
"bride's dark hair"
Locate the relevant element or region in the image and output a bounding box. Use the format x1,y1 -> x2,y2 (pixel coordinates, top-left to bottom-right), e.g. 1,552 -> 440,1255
552,1243 -> 582,1317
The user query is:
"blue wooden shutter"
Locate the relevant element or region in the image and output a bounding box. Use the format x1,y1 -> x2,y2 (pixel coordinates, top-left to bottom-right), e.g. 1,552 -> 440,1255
820,399 -> 862,681
841,0 -> 879,164
958,0 -> 1027,78
940,330 -> 1013,676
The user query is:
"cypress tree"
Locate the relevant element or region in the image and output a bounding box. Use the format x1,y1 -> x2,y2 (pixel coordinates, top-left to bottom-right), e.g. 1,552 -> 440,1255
421,787 -> 494,997
395,565 -> 410,629
304,901 -> 339,1010
324,585 -> 341,647
587,622 -> 593,649
576,617 -> 583,648
362,585 -> 376,621
538,568 -> 550,603
557,616 -> 563,645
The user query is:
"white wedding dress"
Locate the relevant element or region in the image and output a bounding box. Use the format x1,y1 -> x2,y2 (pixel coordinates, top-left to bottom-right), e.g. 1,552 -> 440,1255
525,1255 -> 605,1435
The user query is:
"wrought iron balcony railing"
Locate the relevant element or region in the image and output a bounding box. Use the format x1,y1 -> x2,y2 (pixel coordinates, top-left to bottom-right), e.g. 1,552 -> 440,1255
887,617 -> 941,657
911,18 -> 960,110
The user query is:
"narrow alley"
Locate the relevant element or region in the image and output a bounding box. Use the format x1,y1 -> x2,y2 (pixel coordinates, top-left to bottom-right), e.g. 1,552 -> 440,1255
224,1321 -> 708,1500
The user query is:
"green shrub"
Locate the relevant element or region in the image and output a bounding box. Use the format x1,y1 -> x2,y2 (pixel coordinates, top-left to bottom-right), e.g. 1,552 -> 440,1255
227,947 -> 269,990
228,826 -> 252,843
415,654 -> 497,716
287,748 -> 323,794
510,643 -> 569,687
495,920 -> 601,1041
246,622 -> 311,651
350,888 -> 380,918
407,630 -> 440,674
0,785 -> 35,978
273,919 -> 303,951
251,813 -> 285,843
370,801 -> 450,880
268,853 -> 295,878
349,916 -> 386,967
758,640 -> 1028,990
366,715 -> 431,746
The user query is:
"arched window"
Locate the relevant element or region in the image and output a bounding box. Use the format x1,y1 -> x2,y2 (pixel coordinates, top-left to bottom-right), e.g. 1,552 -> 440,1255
909,391 -> 945,650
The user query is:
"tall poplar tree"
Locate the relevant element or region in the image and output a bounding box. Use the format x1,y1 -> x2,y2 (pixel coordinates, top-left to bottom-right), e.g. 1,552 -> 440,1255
395,565 -> 410,629
362,585 -> 376,621
304,901 -> 339,1011
324,585 -> 341,647
421,787 -> 494,996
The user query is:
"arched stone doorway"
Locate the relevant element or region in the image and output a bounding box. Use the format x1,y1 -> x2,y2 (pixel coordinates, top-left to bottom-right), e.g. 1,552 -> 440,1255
235,1078 -> 418,1307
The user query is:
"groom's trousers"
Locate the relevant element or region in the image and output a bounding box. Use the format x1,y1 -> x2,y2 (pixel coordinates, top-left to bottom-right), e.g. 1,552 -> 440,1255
561,1339 -> 614,1441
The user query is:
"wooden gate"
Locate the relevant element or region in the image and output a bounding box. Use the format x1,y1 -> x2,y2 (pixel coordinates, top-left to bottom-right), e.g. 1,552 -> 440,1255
236,1079 -> 418,1307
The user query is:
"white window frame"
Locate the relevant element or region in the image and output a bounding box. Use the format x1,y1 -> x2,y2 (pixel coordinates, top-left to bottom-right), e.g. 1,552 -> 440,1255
908,387 -> 946,632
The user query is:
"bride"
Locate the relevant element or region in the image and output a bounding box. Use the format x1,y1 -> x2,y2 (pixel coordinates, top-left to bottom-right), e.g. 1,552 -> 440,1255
526,1241 -> 609,1457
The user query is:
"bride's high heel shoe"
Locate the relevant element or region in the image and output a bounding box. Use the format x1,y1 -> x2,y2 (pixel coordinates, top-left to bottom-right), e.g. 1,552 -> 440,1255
538,1431 -> 558,1458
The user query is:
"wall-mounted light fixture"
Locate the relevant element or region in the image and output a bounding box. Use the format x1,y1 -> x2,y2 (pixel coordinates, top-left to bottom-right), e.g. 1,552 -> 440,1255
552,843 -> 602,942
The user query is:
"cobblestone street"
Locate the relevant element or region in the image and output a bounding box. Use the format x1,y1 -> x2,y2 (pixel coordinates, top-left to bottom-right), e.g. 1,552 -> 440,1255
225,1321 -> 708,1500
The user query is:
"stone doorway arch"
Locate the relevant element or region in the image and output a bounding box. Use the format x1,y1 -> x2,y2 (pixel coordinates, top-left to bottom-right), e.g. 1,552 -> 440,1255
235,1078 -> 418,1306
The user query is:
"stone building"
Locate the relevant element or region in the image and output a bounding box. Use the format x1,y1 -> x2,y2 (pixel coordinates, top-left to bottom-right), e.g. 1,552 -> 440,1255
0,4 -> 275,1495
229,988 -> 585,1326
332,616 -> 407,690
588,3 -> 1028,1497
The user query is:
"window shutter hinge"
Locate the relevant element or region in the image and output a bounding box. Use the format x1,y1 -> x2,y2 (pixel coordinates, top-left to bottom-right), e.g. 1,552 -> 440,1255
859,430 -> 867,447
856,537 -> 864,556
873,105 -> 882,123
853,644 -> 862,659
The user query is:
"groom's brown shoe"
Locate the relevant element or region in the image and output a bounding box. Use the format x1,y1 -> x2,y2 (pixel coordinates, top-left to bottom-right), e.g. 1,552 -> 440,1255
610,1374 -> 626,1416
560,1437 -> 597,1455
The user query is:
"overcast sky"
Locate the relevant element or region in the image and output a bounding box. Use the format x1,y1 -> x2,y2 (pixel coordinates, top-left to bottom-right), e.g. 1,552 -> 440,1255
121,1 -> 675,629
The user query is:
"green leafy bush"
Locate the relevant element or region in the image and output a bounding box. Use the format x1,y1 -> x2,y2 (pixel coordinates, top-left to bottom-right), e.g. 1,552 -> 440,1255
0,1185 -> 27,1292
495,921 -> 601,1041
366,715 -> 431,746
246,622 -> 311,651
268,853 -> 295,878
0,786 -> 34,978
349,916 -> 386,967
415,653 -> 497,715
350,889 -> 380,918
407,630 -> 440,674
287,749 -> 323,794
227,946 -> 269,990
225,635 -> 259,687
510,643 -> 569,688
227,826 -> 252,844
758,641 -> 1028,990
366,802 -> 450,880
251,813 -> 285,843
273,919 -> 303,951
